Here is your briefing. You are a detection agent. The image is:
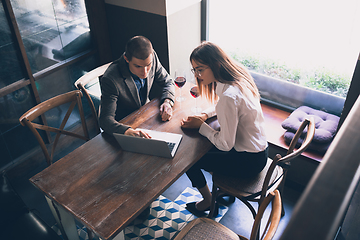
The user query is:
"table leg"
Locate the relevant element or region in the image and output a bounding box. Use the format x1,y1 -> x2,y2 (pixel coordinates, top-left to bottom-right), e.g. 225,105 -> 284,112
45,196 -> 80,240
108,230 -> 125,240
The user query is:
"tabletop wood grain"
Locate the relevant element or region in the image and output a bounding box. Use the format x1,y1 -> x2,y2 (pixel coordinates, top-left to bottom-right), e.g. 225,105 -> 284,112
30,83 -> 214,239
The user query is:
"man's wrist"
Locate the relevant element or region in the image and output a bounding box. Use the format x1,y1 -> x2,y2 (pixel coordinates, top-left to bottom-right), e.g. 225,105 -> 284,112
163,98 -> 174,107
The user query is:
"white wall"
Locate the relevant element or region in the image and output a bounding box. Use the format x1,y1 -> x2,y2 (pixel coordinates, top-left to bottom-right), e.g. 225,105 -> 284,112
166,0 -> 201,83
105,0 -> 202,83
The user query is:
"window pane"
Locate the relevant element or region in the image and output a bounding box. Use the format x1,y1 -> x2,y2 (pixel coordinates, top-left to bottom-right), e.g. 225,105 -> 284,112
36,55 -> 98,127
0,85 -> 39,164
11,0 -> 91,73
68,55 -> 99,117
209,0 -> 360,114
0,3 -> 26,87
0,85 -> 35,133
37,65 -> 83,132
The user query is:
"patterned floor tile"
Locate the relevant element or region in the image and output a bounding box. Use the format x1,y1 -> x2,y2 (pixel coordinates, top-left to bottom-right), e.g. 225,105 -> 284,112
124,227 -> 139,240
54,187 -> 228,240
174,187 -> 229,221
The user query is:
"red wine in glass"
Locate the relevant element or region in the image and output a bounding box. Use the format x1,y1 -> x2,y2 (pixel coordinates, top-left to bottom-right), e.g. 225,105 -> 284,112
175,77 -> 186,88
190,86 -> 200,98
190,86 -> 202,113
175,76 -> 186,102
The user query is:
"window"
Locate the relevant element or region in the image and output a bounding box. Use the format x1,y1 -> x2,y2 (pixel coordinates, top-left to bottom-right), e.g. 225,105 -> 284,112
0,0 -> 98,170
208,0 -> 360,115
0,2 -> 26,87
11,0 -> 91,73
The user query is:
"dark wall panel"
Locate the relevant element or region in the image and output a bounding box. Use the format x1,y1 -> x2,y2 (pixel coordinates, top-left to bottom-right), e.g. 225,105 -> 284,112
338,59 -> 360,130
104,4 -> 169,71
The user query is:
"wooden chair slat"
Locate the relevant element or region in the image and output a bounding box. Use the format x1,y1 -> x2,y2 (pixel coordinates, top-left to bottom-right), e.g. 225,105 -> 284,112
19,90 -> 92,165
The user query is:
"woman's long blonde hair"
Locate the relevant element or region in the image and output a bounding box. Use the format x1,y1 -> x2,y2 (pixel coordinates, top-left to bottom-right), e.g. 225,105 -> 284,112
190,42 -> 260,101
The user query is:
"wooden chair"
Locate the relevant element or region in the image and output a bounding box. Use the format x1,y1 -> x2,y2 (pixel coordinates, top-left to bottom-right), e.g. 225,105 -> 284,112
19,90 -> 92,166
19,90 -> 98,239
209,117 -> 315,219
174,190 -> 282,240
74,62 -> 111,134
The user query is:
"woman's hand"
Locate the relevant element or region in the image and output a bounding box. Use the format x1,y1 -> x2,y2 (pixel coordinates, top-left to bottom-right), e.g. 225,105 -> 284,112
124,128 -> 151,138
181,113 -> 208,129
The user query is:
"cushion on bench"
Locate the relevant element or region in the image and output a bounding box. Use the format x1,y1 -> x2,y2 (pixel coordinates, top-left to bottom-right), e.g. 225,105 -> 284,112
281,106 -> 340,153
283,131 -> 331,154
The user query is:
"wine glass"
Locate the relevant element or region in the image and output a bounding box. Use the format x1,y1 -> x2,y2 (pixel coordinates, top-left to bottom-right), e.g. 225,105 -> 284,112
190,85 -> 202,114
175,70 -> 186,102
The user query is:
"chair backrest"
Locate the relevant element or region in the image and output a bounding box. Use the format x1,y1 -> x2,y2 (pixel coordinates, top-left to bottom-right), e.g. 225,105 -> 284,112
250,190 -> 282,240
74,62 -> 111,134
19,90 -> 90,166
259,117 -> 315,204
282,117 -> 316,160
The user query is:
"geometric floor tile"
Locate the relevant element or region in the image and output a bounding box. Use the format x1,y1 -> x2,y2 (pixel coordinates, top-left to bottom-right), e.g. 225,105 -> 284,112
173,187 -> 229,222
124,187 -> 228,240
54,187 -> 228,240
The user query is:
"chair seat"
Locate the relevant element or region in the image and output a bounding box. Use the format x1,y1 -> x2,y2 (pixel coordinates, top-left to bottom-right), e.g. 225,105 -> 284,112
176,218 -> 239,240
176,191 -> 282,240
213,158 -> 284,200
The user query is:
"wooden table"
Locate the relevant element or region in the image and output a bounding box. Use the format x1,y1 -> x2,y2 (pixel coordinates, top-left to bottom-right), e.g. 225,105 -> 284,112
30,84 -> 214,240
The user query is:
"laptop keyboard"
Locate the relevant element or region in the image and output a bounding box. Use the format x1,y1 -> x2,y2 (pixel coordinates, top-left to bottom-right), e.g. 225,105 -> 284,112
167,142 -> 176,152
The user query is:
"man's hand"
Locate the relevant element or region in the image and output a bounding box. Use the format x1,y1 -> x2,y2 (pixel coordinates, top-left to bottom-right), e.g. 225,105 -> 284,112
160,100 -> 173,121
180,113 -> 208,129
124,128 -> 151,138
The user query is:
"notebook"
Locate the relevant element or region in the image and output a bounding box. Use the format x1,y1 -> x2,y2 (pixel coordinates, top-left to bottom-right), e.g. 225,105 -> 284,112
113,129 -> 182,158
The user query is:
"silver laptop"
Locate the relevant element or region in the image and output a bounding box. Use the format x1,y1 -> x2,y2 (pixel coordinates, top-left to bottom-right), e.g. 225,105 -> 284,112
113,129 -> 182,158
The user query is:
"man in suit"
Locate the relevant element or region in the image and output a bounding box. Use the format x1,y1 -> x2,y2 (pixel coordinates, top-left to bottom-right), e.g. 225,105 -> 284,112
99,36 -> 175,136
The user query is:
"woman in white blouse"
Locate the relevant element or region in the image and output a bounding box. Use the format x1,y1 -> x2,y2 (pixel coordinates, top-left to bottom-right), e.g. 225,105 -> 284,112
181,42 -> 268,217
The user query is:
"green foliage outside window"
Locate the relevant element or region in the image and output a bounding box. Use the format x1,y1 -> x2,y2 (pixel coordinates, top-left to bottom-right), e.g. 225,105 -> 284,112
231,52 -> 350,98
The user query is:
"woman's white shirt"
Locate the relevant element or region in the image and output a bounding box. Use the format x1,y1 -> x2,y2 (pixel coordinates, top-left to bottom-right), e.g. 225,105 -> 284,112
199,82 -> 268,152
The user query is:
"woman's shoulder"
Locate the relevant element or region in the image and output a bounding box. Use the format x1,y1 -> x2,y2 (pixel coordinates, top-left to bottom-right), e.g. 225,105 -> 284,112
221,83 -> 261,109
220,83 -> 243,98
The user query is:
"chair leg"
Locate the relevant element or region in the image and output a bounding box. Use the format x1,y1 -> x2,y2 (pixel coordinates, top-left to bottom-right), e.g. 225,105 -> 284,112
46,197 -> 80,240
217,193 -> 236,206
240,199 -> 257,219
208,183 -> 219,218
278,179 -> 286,217
281,197 -> 285,217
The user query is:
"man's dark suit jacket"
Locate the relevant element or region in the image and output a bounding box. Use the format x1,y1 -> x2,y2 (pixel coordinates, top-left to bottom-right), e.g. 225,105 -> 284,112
99,51 -> 175,134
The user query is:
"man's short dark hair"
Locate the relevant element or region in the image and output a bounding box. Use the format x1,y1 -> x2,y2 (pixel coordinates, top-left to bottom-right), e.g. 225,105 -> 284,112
125,36 -> 153,61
